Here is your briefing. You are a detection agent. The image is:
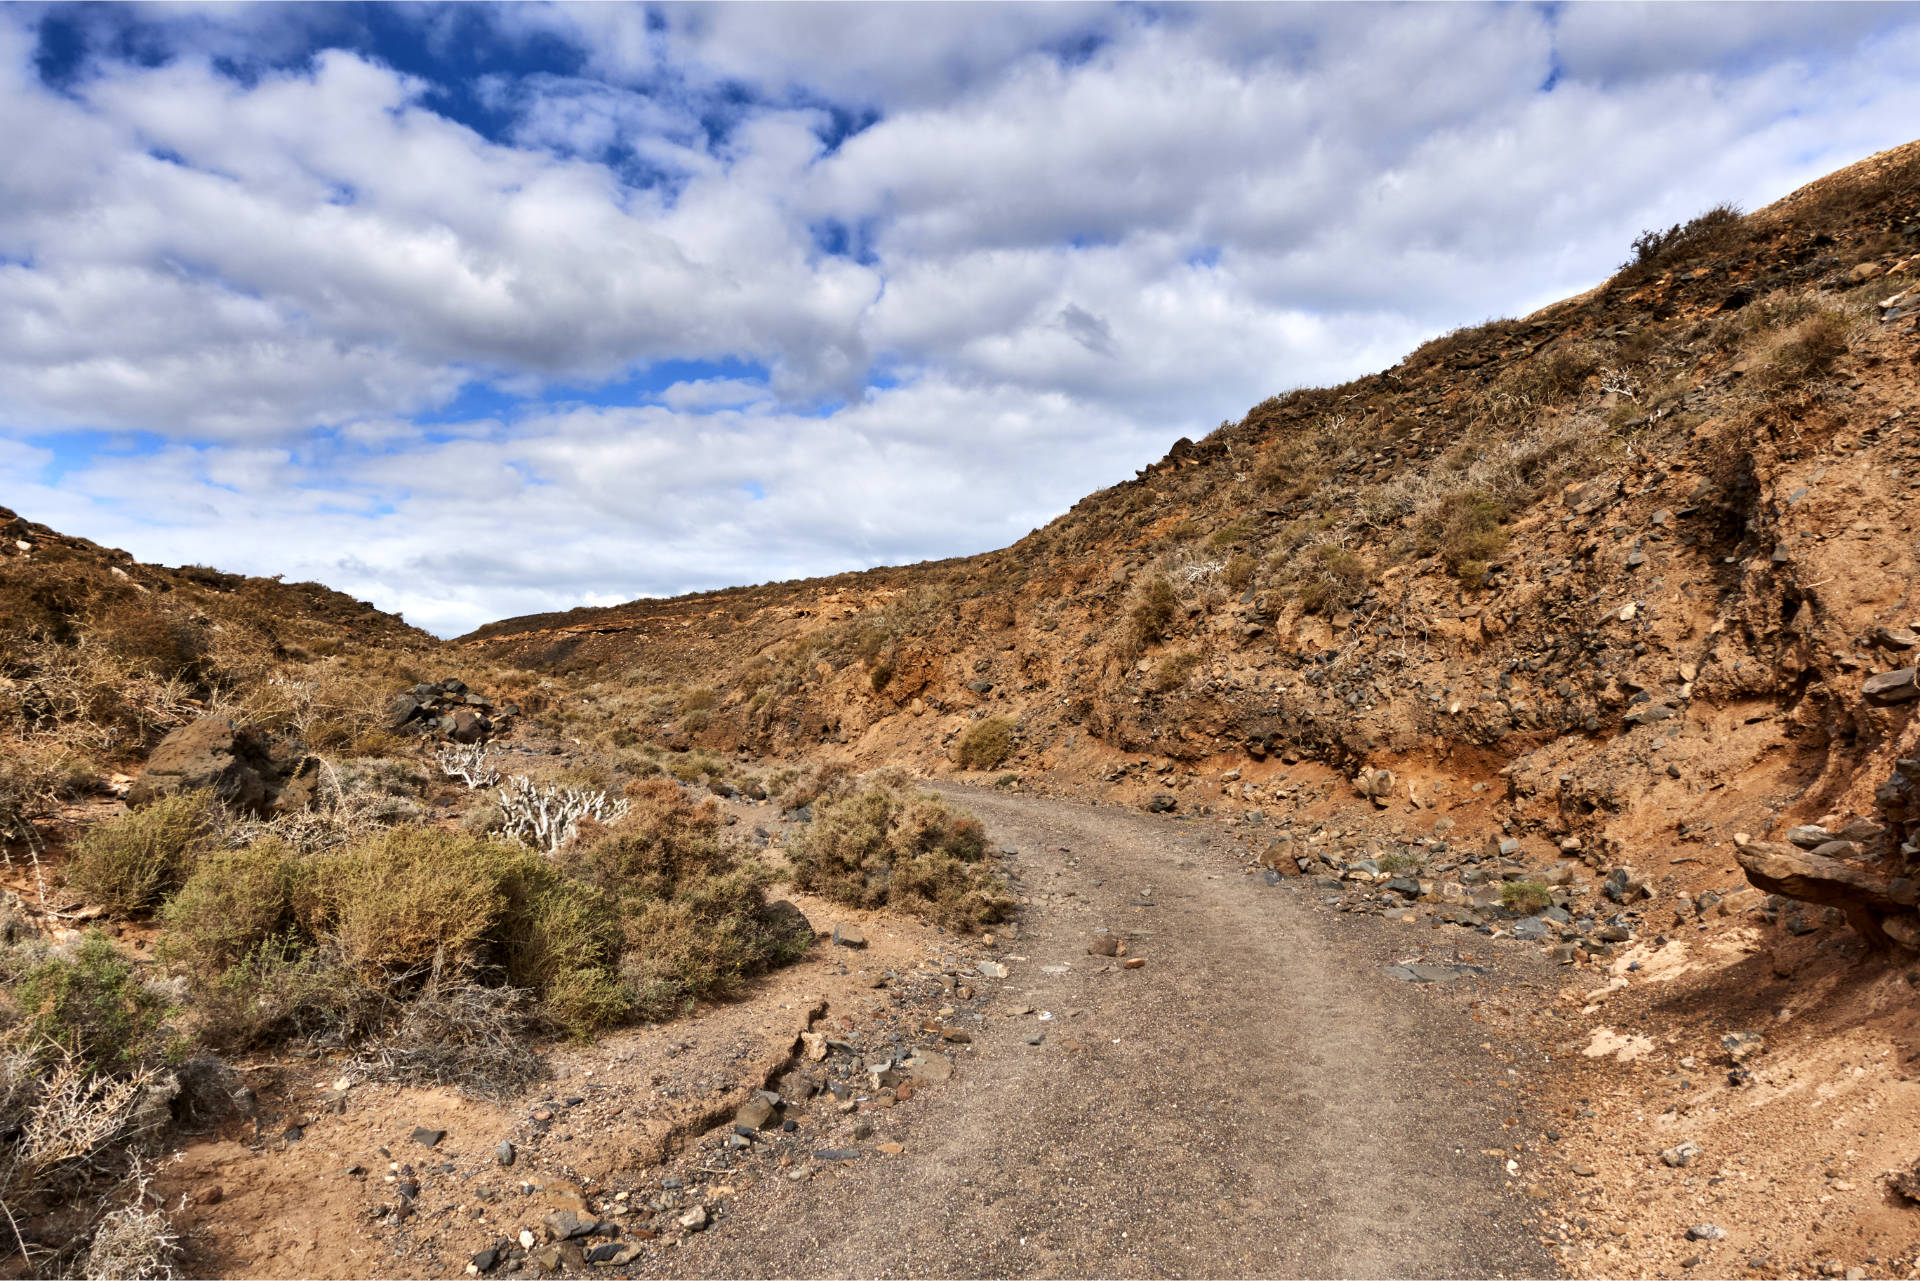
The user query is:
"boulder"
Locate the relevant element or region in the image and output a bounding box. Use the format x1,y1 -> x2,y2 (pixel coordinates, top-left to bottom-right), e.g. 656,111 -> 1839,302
127,716 -> 313,817
1863,667 -> 1919,705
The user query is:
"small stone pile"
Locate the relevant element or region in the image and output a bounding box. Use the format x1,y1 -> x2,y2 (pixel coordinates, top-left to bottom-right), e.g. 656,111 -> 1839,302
384,679 -> 517,743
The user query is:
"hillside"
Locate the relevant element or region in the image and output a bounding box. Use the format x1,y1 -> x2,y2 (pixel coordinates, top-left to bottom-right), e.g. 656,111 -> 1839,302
465,140 -> 1920,916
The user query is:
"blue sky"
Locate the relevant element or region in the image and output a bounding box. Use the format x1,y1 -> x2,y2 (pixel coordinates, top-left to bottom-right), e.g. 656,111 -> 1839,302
4,2 -> 1919,636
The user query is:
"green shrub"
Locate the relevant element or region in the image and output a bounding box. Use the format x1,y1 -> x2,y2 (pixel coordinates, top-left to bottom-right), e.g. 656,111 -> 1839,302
301,828 -> 507,981
1377,849 -> 1428,876
13,932 -> 173,1075
621,867 -> 811,1020
790,784 -> 1011,932
560,779 -> 809,1022
955,718 -> 1015,770
66,790 -> 224,913
160,840 -> 302,973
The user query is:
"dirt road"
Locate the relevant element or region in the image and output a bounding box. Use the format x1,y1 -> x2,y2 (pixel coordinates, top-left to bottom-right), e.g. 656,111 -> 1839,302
658,789 -> 1559,1279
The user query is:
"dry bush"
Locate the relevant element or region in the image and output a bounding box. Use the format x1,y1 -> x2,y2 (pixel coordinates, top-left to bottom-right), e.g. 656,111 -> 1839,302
1502,341 -> 1600,407
560,780 -> 810,1020
1151,652 -> 1203,693
0,1049 -> 161,1220
0,742 -> 95,854
954,718 -> 1015,771
1762,308 -> 1853,389
1126,576 -> 1179,651
1220,553 -> 1257,593
65,792 -> 225,915
1279,544 -> 1372,615
352,971 -> 546,1098
1620,202 -> 1746,276
789,783 -> 1011,932
224,758 -> 416,854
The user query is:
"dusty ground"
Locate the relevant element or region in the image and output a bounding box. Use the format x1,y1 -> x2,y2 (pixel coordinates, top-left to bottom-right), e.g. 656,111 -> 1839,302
152,787 -> 1564,1280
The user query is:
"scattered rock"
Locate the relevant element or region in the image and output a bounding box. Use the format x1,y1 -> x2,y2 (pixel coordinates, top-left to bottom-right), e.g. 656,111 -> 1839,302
411,1127 -> 446,1148
832,923 -> 867,948
908,1054 -> 954,1084
677,1205 -> 709,1232
1144,793 -> 1178,813
495,1141 -> 514,1167
1661,1140 -> 1704,1168
1863,667 -> 1920,705
1686,1223 -> 1725,1242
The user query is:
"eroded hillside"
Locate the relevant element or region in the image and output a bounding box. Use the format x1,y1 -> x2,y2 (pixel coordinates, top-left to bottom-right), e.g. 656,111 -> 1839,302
467,141 -> 1920,929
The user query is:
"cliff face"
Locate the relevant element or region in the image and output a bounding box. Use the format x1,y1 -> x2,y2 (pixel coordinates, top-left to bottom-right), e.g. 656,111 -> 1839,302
463,140 -> 1920,935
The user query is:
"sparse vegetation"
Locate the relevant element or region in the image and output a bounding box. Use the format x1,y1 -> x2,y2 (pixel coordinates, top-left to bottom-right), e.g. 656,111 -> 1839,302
1621,202 -> 1745,276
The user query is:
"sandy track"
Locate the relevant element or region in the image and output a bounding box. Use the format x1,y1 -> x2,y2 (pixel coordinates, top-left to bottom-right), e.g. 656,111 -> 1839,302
655,789 -> 1558,1280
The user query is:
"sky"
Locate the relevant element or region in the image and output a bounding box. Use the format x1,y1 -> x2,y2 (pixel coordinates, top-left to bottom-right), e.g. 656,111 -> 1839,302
4,3 -> 1919,637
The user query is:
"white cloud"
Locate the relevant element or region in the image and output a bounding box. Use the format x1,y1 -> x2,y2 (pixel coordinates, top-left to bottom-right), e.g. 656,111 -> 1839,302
3,3 -> 1919,633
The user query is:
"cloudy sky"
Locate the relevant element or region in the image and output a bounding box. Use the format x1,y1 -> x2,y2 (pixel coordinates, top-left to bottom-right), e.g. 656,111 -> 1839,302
4,2 -> 1919,636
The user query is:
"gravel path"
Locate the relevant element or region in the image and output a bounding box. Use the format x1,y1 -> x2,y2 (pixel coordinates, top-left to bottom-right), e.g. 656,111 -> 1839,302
658,789 -> 1559,1279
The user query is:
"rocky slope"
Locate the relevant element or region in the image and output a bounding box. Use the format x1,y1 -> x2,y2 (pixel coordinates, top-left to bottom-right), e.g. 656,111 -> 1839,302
463,140 -> 1920,953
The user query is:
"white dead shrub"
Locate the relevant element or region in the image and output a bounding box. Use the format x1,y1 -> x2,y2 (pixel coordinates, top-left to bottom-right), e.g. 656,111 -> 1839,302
495,775 -> 627,855
435,742 -> 500,790
83,1160 -> 180,1281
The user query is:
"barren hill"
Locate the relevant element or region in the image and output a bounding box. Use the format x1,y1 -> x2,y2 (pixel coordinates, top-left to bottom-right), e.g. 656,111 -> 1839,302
465,140 -> 1920,930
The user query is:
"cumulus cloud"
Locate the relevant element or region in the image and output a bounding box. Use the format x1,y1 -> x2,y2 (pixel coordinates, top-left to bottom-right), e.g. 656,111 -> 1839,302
2,2 -> 1918,633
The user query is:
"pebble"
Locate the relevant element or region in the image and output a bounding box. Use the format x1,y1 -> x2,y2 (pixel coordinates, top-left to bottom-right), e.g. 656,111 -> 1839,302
1686,1223 -> 1725,1241
411,1127 -> 446,1148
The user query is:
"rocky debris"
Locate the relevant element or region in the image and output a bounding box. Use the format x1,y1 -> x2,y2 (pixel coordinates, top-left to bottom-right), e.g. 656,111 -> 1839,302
1661,1140 -> 1704,1168
1685,1223 -> 1726,1241
127,715 -> 315,816
411,1127 -> 445,1147
1890,1158 -> 1920,1203
832,923 -> 867,949
494,1141 -> 514,1167
1735,839 -> 1918,950
1144,793 -> 1178,813
1603,867 -> 1651,904
1087,932 -> 1120,957
385,679 -> 516,741
1862,667 -> 1920,705
1720,1031 -> 1765,1063
1383,962 -> 1488,984
733,1092 -> 779,1132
